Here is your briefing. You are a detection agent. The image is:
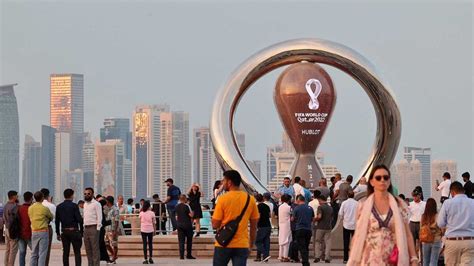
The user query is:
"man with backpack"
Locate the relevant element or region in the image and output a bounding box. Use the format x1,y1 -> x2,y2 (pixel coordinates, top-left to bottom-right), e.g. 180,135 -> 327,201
3,190 -> 19,266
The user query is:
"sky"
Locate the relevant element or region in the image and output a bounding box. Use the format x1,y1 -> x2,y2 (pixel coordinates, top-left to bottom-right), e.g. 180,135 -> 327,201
1,0 -> 472,183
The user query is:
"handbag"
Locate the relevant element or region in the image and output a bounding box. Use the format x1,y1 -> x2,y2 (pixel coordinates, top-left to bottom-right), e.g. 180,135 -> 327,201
388,245 -> 399,265
215,194 -> 250,247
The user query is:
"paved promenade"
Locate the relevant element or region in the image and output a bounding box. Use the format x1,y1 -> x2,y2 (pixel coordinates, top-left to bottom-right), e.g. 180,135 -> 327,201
0,245 -> 346,265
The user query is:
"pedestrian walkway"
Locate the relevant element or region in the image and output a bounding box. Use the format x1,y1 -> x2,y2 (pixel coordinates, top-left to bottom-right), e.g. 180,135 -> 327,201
0,245 -> 346,265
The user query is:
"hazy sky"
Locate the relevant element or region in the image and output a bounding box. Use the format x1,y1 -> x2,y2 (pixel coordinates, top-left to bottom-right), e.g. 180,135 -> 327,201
1,0 -> 472,183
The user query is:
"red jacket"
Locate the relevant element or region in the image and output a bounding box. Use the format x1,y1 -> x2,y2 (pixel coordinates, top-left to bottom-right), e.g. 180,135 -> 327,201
18,203 -> 32,240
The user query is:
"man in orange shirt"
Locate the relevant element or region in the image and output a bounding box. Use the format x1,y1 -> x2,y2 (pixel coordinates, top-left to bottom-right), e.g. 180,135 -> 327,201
212,170 -> 259,266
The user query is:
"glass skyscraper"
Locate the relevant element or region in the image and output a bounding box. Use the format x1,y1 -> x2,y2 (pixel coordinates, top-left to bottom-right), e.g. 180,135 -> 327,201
404,146 -> 432,197
100,118 -> 131,160
50,74 -> 84,170
0,84 -> 19,200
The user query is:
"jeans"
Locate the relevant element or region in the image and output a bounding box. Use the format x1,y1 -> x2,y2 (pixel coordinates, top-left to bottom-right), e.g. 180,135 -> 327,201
141,232 -> 154,259
295,229 -> 312,266
213,247 -> 249,266
46,226 -> 53,266
18,238 -> 32,266
167,206 -> 177,231
343,228 -> 354,261
177,227 -> 193,258
255,227 -> 271,259
31,231 -> 49,266
422,241 -> 442,266
61,230 -> 82,266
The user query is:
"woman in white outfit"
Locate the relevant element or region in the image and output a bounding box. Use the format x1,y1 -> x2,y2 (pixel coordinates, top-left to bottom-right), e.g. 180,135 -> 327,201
278,194 -> 292,262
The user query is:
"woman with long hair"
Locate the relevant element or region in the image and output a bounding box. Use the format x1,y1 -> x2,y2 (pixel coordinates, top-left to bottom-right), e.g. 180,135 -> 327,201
211,180 -> 222,213
278,194 -> 292,262
421,198 -> 443,266
348,165 -> 418,265
139,200 -> 156,264
188,183 -> 203,237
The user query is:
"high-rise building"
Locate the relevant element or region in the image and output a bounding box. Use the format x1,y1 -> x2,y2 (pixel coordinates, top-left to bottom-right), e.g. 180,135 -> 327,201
236,132 -> 245,156
404,147 -> 431,197
54,132 -> 71,201
41,125 -> 56,195
172,112 -> 191,192
50,74 -> 84,170
267,151 -> 295,192
159,112 -> 173,198
123,159 -> 132,199
82,135 -> 95,189
247,160 -> 262,180
392,158 -> 422,197
95,140 -> 124,198
22,135 -> 42,193
431,160 -> 458,203
132,104 -> 170,199
0,84 -> 19,200
266,145 -> 283,185
100,118 -> 132,160
65,169 -> 84,198
193,127 -> 223,200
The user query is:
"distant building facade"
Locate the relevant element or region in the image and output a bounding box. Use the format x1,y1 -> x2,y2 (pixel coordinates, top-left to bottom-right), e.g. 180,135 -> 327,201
0,84 -> 20,200
404,147 -> 431,197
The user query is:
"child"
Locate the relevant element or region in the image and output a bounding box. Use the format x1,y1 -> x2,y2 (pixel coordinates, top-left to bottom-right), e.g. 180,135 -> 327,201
175,194 -> 196,260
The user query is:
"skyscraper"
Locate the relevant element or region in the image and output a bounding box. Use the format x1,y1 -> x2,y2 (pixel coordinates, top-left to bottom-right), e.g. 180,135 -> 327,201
172,112 -> 191,192
236,132 -> 246,156
41,125 -> 56,195
404,147 -> 431,197
193,127 -> 223,200
54,132 -> 71,201
159,112 -> 173,198
82,135 -> 95,189
132,104 -> 170,199
22,135 -> 42,193
100,118 -> 132,159
95,140 -> 124,198
392,158 -> 422,197
431,160 -> 458,203
50,74 -> 84,170
247,160 -> 262,180
0,84 -> 19,200
123,159 -> 132,199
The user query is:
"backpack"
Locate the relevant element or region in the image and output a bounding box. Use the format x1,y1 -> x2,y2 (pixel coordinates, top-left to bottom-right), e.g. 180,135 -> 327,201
7,205 -> 20,240
419,222 -> 435,243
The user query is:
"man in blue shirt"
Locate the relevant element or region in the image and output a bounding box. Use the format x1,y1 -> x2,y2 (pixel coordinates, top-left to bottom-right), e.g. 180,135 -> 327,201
164,178 -> 181,232
437,181 -> 474,265
276,177 -> 295,199
291,195 -> 315,266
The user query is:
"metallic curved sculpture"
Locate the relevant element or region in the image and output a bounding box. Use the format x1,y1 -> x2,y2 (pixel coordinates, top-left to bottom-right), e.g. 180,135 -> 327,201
210,38 -> 401,193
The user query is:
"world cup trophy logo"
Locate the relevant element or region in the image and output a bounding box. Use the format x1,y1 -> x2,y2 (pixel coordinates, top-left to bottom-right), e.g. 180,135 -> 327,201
274,62 -> 336,188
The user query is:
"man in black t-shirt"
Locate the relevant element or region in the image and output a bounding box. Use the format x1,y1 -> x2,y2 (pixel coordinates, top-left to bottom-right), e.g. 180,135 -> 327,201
175,195 -> 195,260
462,172 -> 473,198
255,194 -> 271,262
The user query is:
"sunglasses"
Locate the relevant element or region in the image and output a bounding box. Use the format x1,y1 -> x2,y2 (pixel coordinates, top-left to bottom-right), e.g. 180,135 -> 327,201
84,193 -> 92,196
374,175 -> 390,181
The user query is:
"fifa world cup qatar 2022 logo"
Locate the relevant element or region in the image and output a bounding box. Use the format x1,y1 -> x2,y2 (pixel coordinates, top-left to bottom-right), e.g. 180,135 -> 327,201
274,62 -> 336,188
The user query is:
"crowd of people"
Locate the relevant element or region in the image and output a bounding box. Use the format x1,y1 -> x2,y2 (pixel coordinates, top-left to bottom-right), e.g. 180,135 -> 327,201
1,168 -> 473,266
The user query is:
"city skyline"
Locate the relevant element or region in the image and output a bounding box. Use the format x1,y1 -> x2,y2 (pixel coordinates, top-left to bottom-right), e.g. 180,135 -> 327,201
2,2 -> 472,197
